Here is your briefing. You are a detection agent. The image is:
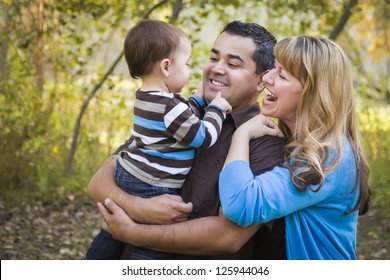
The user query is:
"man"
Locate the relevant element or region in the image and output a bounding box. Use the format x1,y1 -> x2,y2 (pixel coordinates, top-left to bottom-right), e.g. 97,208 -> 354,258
88,20 -> 286,259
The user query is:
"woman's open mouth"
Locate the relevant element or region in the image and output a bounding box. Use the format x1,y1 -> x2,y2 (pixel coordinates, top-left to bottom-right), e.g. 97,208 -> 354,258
265,91 -> 278,102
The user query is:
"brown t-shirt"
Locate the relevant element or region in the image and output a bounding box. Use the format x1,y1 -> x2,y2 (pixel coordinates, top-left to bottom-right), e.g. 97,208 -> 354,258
178,103 -> 286,259
115,103 -> 286,259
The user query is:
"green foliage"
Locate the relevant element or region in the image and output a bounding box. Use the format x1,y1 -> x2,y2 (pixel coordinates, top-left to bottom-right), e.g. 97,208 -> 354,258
0,0 -> 130,197
1,0 -> 389,215
359,105 -> 390,218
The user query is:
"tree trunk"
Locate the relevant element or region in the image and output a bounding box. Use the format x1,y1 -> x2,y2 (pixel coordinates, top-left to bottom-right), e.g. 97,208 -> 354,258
386,57 -> 390,103
64,52 -> 124,176
32,0 -> 45,94
170,0 -> 184,23
64,0 -> 181,176
329,0 -> 359,40
0,2 -> 9,82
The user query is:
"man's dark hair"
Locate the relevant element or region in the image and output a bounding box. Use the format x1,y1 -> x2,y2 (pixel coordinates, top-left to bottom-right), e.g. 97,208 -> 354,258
221,20 -> 276,74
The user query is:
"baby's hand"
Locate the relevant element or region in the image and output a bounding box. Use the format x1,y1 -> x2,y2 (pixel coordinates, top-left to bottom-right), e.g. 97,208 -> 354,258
209,91 -> 232,114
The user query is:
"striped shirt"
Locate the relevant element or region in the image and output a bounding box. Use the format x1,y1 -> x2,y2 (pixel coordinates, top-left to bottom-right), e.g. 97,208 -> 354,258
118,90 -> 226,189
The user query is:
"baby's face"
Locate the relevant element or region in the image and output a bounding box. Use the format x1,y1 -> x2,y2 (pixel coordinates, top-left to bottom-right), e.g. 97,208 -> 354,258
166,37 -> 192,94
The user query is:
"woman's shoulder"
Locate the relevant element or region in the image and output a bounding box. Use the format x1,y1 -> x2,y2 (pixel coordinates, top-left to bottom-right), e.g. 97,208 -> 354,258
341,137 -> 355,161
332,137 -> 357,174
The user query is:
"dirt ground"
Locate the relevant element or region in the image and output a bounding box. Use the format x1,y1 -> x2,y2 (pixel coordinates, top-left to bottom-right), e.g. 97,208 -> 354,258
0,194 -> 389,260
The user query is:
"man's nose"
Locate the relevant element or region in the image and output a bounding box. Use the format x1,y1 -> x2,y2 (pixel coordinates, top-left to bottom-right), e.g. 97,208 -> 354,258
211,60 -> 226,75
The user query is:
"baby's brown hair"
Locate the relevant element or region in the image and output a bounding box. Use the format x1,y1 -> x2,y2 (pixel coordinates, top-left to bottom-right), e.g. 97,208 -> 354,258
124,19 -> 188,79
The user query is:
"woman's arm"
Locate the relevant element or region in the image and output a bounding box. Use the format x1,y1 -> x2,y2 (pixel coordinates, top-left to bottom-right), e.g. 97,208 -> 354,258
87,155 -> 193,224
99,198 -> 260,255
219,115 -> 338,227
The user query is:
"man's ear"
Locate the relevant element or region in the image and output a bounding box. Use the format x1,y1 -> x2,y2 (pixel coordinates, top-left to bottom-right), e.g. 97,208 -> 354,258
256,70 -> 269,93
256,76 -> 265,93
160,58 -> 171,78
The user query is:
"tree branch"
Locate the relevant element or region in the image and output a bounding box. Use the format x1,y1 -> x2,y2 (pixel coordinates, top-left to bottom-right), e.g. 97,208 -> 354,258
329,0 -> 359,40
64,0 -> 180,176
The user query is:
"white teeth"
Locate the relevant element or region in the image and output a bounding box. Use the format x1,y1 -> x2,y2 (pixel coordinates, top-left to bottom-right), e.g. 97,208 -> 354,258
267,92 -> 276,98
264,89 -> 277,102
264,88 -> 276,98
211,79 -> 227,87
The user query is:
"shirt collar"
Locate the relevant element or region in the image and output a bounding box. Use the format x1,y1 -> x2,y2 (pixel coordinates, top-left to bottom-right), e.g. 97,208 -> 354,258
229,102 -> 261,128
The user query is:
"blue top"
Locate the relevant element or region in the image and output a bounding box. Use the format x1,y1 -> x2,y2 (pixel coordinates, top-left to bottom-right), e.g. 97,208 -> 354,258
219,138 -> 359,260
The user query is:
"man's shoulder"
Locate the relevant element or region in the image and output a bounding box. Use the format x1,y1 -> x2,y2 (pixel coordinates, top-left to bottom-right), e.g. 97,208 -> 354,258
250,135 -> 285,150
249,135 -> 285,174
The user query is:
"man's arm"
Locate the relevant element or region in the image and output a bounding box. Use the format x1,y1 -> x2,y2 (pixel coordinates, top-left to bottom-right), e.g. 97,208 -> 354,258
99,198 -> 260,255
87,155 -> 193,224
87,155 -> 129,207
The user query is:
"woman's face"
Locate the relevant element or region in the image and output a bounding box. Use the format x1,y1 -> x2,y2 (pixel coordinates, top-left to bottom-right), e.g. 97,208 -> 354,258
261,59 -> 303,131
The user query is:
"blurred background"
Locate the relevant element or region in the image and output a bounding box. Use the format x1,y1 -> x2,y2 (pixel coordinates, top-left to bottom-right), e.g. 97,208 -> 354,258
0,0 -> 389,259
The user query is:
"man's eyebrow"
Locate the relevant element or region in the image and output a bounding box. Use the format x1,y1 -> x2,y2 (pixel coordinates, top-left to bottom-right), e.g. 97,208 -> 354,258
210,48 -> 244,62
227,54 -> 244,62
211,48 -> 220,55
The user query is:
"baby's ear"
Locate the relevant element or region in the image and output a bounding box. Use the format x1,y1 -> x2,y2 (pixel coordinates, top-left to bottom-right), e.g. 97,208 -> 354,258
160,58 -> 171,77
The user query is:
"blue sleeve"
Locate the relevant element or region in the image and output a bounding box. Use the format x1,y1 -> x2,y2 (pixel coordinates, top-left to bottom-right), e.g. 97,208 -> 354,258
164,99 -> 225,149
190,95 -> 205,108
219,160 -> 335,227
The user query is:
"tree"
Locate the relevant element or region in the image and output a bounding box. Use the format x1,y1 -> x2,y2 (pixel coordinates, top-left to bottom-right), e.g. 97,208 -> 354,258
63,0 -> 172,176
1,0 -> 389,195
329,0 -> 358,40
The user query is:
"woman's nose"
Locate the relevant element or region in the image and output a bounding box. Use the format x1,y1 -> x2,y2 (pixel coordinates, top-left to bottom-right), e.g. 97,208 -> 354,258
262,68 -> 276,85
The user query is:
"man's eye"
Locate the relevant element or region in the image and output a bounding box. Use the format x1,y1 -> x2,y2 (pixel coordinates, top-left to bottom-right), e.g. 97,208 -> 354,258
209,57 -> 218,62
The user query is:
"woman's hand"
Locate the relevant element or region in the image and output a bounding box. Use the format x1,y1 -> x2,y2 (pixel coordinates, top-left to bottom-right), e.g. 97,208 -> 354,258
224,114 -> 284,167
237,114 -> 284,140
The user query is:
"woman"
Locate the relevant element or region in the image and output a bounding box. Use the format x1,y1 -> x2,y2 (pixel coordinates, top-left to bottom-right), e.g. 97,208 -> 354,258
219,36 -> 371,260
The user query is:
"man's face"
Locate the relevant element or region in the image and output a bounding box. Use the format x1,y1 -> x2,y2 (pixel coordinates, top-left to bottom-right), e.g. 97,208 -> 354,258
202,32 -> 263,111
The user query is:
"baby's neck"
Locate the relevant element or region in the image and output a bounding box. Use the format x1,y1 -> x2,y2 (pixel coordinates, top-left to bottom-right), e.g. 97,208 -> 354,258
141,76 -> 169,93
140,85 -> 168,92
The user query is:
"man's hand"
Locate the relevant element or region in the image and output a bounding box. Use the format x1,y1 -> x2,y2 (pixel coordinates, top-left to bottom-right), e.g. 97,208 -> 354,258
126,194 -> 193,225
87,155 -> 192,225
99,197 -> 193,247
99,198 -> 137,244
99,199 -> 260,255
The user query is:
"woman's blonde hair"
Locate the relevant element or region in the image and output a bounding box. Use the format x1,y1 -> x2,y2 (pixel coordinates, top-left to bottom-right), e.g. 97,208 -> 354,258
275,36 -> 370,214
